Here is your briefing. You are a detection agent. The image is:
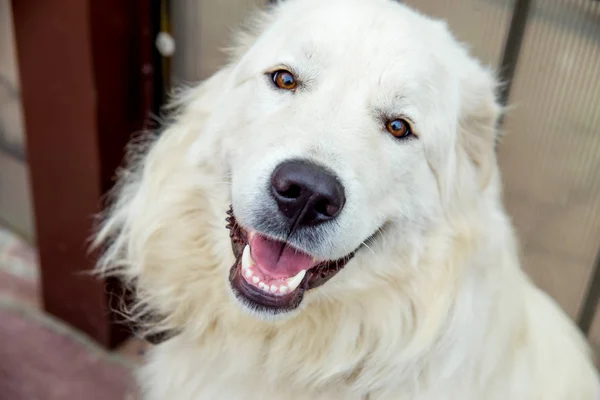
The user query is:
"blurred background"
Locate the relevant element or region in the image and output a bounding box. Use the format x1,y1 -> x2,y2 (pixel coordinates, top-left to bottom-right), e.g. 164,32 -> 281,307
0,0 -> 599,398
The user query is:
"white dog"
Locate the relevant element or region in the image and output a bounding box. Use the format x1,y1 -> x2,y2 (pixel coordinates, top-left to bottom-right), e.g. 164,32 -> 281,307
94,0 -> 600,398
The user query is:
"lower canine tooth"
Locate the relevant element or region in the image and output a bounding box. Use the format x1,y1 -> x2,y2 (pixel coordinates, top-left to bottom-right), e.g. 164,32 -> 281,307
285,270 -> 307,291
279,286 -> 289,294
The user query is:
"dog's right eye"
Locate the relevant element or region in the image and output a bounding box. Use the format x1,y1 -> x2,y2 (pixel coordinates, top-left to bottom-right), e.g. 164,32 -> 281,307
271,70 -> 297,91
386,118 -> 413,139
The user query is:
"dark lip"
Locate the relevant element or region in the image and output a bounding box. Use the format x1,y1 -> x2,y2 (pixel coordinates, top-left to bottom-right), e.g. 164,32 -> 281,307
229,260 -> 306,314
225,206 -> 357,314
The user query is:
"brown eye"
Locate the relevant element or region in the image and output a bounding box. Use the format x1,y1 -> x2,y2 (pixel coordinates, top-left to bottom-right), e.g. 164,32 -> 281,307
386,118 -> 412,139
272,70 -> 297,90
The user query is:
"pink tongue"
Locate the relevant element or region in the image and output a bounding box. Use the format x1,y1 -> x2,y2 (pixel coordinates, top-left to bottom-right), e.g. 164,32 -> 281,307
249,233 -> 319,280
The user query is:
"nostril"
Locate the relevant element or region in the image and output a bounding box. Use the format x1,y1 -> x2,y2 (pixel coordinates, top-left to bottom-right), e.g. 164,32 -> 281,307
278,183 -> 302,199
325,202 -> 341,218
314,199 -> 340,218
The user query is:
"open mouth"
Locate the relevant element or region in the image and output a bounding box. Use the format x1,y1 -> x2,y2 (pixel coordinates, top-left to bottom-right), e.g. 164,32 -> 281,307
226,207 -> 356,314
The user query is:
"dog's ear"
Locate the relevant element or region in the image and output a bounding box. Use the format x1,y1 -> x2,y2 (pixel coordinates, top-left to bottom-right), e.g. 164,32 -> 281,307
456,63 -> 502,189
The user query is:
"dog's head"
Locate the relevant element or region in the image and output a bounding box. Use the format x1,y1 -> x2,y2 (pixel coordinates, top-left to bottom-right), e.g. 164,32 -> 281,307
96,0 -> 501,325
213,0 -> 501,316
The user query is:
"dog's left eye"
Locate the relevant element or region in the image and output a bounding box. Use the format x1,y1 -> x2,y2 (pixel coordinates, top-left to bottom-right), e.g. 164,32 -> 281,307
386,119 -> 413,139
271,70 -> 297,90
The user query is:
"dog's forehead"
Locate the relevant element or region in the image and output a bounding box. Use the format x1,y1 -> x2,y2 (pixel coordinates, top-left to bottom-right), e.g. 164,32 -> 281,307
234,0 -> 463,121
271,0 -> 447,50
264,0 -> 454,78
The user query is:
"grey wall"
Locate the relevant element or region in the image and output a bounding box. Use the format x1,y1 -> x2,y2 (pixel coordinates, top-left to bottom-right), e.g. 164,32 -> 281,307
0,0 -> 34,241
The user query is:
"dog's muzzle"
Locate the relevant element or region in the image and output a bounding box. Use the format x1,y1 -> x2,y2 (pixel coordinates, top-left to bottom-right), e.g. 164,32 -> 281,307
227,159 -> 357,315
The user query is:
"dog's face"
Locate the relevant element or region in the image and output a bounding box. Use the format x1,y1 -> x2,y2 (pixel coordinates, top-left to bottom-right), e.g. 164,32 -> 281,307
112,0 -> 500,322
187,0 -> 501,317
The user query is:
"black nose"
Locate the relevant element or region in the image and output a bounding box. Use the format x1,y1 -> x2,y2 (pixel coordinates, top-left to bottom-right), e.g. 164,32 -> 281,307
271,160 -> 346,227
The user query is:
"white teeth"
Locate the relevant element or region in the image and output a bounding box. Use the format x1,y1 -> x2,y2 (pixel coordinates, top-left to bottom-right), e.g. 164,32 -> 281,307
239,242 -> 306,295
241,245 -> 255,270
285,270 -> 307,291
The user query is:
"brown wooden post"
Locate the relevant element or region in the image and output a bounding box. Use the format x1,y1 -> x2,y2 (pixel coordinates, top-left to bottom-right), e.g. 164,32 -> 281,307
11,0 -> 155,348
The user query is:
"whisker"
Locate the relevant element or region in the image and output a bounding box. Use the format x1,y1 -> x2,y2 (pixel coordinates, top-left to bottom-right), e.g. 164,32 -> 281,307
361,240 -> 376,256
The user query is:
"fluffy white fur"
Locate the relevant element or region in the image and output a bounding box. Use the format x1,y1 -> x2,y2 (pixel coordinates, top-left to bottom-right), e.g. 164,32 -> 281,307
94,0 -> 600,398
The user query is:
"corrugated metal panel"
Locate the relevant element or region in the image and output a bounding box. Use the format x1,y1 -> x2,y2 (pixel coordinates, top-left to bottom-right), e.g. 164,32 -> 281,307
498,0 -> 600,319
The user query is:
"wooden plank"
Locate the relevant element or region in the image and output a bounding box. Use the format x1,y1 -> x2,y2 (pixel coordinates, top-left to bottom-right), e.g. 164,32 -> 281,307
11,0 -> 155,348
